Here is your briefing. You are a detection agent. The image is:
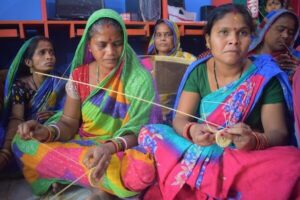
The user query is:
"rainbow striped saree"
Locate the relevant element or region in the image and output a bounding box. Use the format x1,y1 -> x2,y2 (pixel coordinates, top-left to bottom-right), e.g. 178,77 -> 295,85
13,9 -> 160,198
138,55 -> 300,199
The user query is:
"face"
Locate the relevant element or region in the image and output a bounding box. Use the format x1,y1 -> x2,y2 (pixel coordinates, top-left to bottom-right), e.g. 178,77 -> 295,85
263,14 -> 297,53
265,0 -> 283,13
26,40 -> 56,73
206,12 -> 251,66
89,25 -> 123,70
154,23 -> 174,55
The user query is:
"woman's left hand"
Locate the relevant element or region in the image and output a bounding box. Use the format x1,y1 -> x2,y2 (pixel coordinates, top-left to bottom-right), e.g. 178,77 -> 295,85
84,145 -> 112,182
225,123 -> 256,150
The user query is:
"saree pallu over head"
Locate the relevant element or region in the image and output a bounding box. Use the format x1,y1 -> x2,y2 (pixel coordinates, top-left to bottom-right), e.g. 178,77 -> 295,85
70,9 -> 160,140
138,54 -> 299,200
249,9 -> 300,59
147,19 -> 196,61
0,37 -> 66,147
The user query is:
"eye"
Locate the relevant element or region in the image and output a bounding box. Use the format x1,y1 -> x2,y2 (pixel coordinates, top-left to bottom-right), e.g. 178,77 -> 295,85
113,40 -> 123,47
239,30 -> 249,37
97,42 -> 107,49
219,29 -> 228,36
155,33 -> 162,38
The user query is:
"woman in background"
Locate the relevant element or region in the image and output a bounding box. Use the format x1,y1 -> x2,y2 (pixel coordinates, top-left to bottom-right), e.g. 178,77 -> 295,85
147,19 -> 196,61
249,9 -> 299,81
0,36 -> 66,171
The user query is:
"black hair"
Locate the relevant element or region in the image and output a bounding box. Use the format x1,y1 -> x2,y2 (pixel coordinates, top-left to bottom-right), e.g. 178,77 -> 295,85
264,0 -> 285,8
88,18 -> 123,41
204,4 -> 255,36
18,36 -> 53,77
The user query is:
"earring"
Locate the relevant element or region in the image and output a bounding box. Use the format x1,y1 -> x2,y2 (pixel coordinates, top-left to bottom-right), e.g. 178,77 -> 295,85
206,43 -> 210,49
30,67 -> 33,74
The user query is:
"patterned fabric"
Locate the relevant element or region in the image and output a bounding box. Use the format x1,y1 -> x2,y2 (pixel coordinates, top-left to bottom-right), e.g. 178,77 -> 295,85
293,68 -> 300,141
138,54 -> 300,199
147,19 -> 196,61
13,9 -> 161,197
12,81 -> 35,105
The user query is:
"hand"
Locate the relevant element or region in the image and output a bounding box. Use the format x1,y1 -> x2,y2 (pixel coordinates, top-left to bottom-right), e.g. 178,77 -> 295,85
225,123 -> 256,150
276,53 -> 299,73
83,145 -> 112,182
17,120 -> 50,142
36,111 -> 55,122
189,123 -> 218,146
0,149 -> 11,171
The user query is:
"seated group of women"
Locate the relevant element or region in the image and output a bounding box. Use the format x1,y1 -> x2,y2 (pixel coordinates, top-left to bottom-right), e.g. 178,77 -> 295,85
0,4 -> 300,200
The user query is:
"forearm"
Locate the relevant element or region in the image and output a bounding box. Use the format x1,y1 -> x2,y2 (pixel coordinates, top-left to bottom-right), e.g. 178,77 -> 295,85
173,116 -> 192,135
5,118 -> 24,149
264,130 -> 288,147
51,114 -> 80,142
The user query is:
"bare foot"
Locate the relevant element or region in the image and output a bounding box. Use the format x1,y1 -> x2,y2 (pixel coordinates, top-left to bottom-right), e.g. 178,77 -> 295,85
86,188 -> 121,200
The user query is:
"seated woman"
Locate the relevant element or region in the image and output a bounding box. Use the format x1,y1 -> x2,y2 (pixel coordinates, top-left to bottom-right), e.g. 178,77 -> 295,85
0,36 -> 66,172
147,19 -> 196,61
13,9 -> 160,199
249,9 -> 300,81
138,4 -> 300,199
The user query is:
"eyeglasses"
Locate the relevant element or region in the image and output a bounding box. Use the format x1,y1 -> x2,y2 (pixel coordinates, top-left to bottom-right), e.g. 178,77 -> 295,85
154,32 -> 173,39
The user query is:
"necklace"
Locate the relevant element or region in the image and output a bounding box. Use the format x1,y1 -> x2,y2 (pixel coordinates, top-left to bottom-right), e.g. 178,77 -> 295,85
213,60 -> 243,89
96,64 -> 99,83
31,76 -> 38,90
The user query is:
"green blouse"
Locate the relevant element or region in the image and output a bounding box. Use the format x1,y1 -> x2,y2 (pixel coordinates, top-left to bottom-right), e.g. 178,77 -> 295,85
183,63 -> 284,131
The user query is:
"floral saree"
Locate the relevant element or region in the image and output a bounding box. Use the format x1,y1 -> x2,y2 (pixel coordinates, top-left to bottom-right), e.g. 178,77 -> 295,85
139,55 -> 300,199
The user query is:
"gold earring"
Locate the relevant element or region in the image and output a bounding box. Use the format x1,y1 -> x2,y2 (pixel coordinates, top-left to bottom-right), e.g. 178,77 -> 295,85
30,68 -> 33,74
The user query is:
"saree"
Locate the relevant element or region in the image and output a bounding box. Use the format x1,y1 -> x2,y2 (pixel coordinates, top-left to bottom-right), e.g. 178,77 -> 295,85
147,19 -> 196,62
293,68 -> 300,141
0,36 -> 66,147
138,55 -> 300,199
12,9 -> 160,198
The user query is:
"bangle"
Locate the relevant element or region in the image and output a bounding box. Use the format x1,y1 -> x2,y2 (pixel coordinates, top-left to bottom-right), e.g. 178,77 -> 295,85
49,124 -> 61,141
42,126 -> 53,143
115,137 -> 128,150
105,139 -> 119,152
0,149 -> 12,163
182,122 -> 197,141
252,132 -> 269,150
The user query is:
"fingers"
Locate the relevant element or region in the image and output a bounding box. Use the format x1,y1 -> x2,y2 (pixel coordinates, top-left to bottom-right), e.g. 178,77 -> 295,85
92,154 -> 111,181
17,120 -> 38,140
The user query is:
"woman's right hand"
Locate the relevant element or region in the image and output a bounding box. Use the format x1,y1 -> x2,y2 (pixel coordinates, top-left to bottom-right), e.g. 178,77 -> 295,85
17,120 -> 49,142
189,123 -> 218,146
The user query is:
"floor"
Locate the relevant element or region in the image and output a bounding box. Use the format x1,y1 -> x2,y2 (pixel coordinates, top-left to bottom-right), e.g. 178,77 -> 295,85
0,178 -> 92,200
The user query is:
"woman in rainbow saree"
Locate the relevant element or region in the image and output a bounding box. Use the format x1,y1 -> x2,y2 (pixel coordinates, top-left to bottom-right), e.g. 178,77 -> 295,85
139,4 -> 300,200
147,19 -> 196,61
249,9 -> 300,81
13,9 -> 160,199
0,36 -> 66,171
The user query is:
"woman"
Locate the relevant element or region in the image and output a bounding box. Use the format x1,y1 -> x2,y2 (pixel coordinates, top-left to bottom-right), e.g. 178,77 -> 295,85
147,19 -> 196,61
138,4 -> 300,199
0,36 -> 66,171
14,9 -> 159,199
249,9 -> 300,80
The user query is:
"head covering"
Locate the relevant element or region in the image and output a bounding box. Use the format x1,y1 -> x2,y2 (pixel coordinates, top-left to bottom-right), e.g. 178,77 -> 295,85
71,9 -> 160,138
147,19 -> 181,56
249,9 -> 300,54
